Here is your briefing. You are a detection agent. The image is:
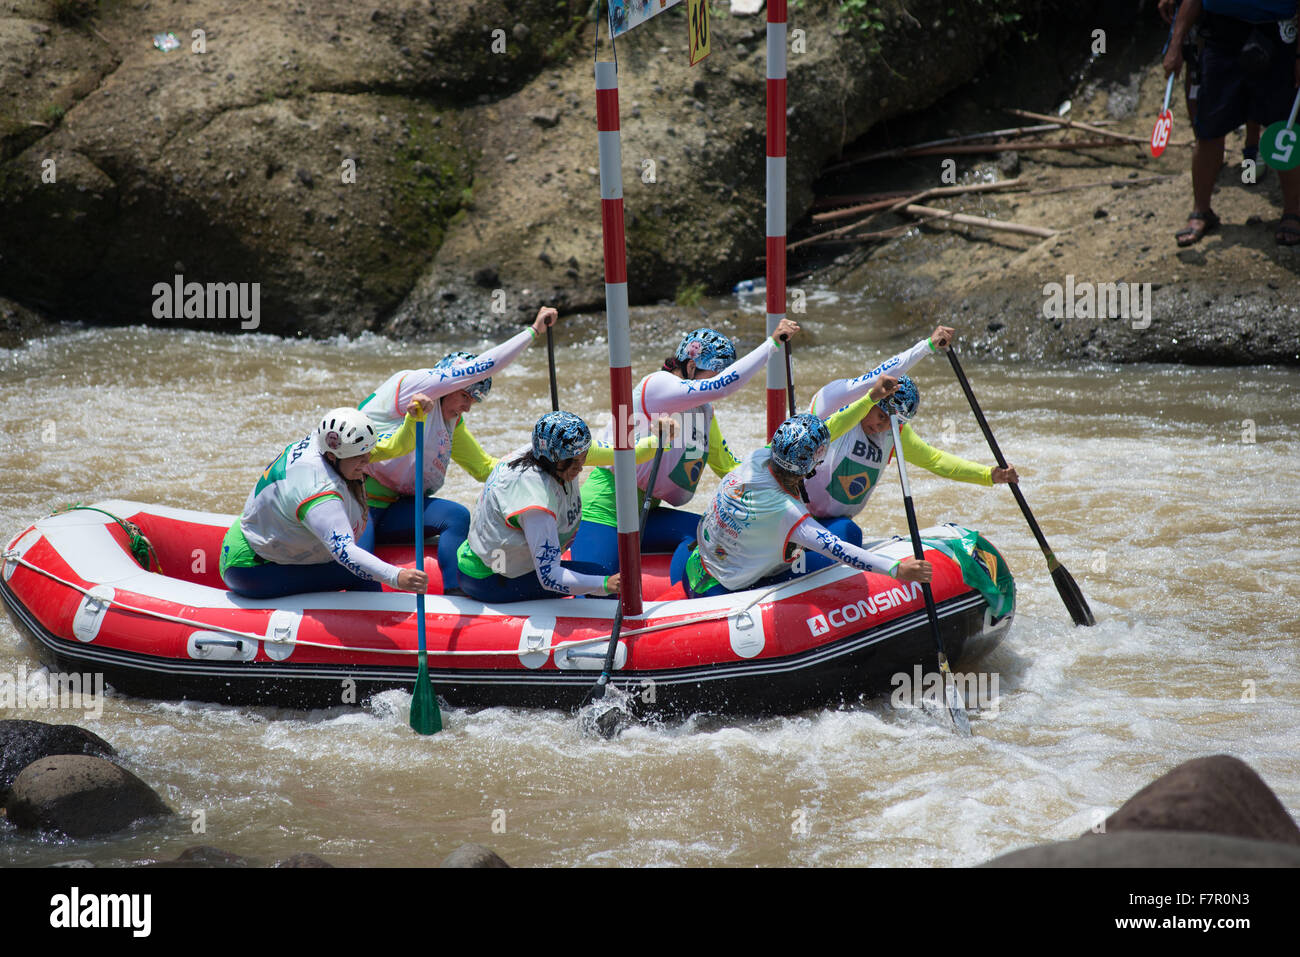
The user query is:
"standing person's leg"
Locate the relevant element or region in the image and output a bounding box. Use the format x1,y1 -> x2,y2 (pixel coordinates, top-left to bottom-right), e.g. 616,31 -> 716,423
1275,168 -> 1300,244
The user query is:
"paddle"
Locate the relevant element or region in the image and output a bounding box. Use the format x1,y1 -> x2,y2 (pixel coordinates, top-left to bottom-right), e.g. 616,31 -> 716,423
779,334 -> 811,504
1151,25 -> 1175,158
588,420 -> 668,703
1151,74 -> 1174,157
409,409 -> 442,734
546,322 -> 560,411
888,412 -> 972,736
945,345 -> 1095,627
1259,88 -> 1300,172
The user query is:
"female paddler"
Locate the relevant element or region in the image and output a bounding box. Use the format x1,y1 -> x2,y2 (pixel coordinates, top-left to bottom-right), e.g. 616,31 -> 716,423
571,318 -> 802,574
803,330 -> 1017,571
220,402 -> 433,599
455,411 -> 627,603
682,413 -> 932,597
356,306 -> 558,593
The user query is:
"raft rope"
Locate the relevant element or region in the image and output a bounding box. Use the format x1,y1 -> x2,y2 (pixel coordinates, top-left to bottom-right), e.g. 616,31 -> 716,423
0,550 -> 845,660
49,504 -> 161,574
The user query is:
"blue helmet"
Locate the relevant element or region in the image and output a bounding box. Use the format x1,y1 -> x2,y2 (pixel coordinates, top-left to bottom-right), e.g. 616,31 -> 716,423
675,328 -> 737,372
877,375 -> 920,421
434,351 -> 492,402
532,411 -> 592,464
771,413 -> 831,475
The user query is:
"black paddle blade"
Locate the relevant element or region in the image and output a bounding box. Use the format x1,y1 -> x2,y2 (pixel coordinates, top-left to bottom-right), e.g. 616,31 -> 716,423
1052,564 -> 1096,627
936,654 -> 973,737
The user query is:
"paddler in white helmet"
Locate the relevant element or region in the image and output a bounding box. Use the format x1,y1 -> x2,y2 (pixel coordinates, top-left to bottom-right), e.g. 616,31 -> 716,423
356,306 -> 558,594
220,400 -> 434,598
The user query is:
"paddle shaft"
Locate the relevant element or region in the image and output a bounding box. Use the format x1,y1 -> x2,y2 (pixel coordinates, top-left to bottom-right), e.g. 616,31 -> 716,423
780,336 -> 811,504
946,347 -> 1059,566
889,415 -> 947,658
547,325 -> 559,412
889,413 -> 970,734
592,427 -> 667,698
415,425 -> 427,657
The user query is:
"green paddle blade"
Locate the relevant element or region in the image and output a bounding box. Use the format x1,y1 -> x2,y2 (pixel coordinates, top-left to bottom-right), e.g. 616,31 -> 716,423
410,654 -> 442,735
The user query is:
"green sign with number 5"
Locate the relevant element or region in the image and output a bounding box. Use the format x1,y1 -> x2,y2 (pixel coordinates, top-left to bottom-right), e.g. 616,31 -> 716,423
1262,120 -> 1300,171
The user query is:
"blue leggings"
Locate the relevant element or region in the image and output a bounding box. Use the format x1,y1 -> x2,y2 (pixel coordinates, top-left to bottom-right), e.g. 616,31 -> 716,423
359,496 -> 470,591
459,560 -> 612,603
222,561 -> 383,599
569,507 -> 702,575
802,516 -> 862,572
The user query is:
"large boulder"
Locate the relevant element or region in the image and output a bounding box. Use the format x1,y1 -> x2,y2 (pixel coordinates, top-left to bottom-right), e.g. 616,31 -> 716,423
1099,755 -> 1300,845
5,753 -> 172,838
0,719 -> 116,805
441,843 -> 510,868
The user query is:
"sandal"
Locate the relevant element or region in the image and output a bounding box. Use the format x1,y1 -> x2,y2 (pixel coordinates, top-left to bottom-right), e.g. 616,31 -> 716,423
1276,212 -> 1300,247
1175,209 -> 1219,247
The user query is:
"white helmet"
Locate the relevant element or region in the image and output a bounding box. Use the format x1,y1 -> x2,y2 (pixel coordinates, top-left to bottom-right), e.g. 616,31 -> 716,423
316,408 -> 377,458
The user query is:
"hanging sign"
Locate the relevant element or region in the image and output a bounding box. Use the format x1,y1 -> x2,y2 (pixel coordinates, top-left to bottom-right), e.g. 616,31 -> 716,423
609,0 -> 684,38
688,0 -> 711,65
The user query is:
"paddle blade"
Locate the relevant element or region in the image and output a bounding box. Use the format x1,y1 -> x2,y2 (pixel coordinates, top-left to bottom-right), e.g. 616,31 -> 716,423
1052,564 -> 1096,627
937,655 -> 973,737
945,683 -> 973,737
1150,110 -> 1173,157
410,656 -> 442,735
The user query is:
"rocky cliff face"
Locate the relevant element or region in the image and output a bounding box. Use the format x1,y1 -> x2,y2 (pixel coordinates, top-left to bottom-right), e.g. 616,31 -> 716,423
0,0 -> 1074,337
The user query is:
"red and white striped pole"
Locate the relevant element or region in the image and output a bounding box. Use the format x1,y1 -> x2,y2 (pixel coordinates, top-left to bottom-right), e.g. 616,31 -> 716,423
765,0 -> 789,439
595,59 -> 643,618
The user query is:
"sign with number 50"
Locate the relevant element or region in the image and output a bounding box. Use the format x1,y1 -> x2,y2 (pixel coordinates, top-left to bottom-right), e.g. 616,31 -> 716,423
1150,111 -> 1173,158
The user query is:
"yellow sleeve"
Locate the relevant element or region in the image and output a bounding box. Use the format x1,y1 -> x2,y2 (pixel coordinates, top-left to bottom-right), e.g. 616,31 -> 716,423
899,424 -> 993,485
824,393 -> 876,439
586,434 -> 660,468
450,418 -> 498,482
707,417 -> 741,478
370,413 -> 419,462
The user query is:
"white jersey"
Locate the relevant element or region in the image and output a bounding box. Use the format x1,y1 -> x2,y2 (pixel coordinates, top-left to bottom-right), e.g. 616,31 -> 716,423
805,425 -> 894,518
240,437 -> 367,565
599,336 -> 778,506
697,448 -> 812,590
362,382 -> 454,496
360,327 -> 533,496
467,448 -> 584,580
808,337 -> 935,417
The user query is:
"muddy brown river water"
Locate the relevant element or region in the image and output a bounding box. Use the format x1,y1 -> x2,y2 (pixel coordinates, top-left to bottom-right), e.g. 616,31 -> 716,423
1,288 -> 1297,867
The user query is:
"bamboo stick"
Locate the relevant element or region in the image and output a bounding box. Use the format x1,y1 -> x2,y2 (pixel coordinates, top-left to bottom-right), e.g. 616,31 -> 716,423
812,178 -> 1023,223
902,204 -> 1057,238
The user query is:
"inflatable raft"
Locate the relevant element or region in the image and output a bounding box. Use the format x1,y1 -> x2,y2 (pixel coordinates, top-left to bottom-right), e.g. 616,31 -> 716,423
1,501 -> 1015,716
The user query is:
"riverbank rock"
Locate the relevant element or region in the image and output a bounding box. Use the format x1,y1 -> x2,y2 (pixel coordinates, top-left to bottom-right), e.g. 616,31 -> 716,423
0,719 -> 116,805
982,831 -> 1300,867
0,0 -> 1084,336
441,843 -> 510,868
1099,755 -> 1300,845
5,753 -> 172,838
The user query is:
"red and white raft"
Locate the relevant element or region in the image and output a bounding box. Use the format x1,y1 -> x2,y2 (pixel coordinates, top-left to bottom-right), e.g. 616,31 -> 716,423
1,501 -> 1015,716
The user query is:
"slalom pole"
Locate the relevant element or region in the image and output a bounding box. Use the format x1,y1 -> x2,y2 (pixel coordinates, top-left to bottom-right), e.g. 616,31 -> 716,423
764,0 -> 789,440
595,49 -> 643,619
